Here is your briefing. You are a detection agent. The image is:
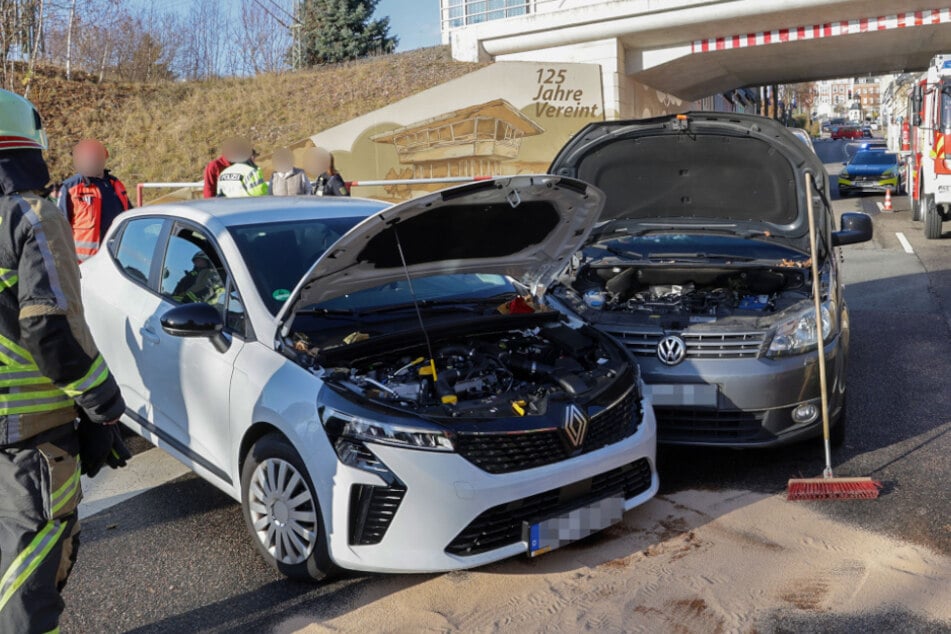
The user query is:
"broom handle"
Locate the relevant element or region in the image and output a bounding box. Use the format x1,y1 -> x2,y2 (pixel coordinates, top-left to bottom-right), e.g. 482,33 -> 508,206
804,172 -> 834,478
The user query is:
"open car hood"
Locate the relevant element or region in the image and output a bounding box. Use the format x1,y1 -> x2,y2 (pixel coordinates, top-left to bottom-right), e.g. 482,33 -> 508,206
548,112 -> 829,252
276,175 -> 605,334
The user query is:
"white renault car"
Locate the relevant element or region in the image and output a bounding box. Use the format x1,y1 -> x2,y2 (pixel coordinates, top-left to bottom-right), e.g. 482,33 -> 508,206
80,176 -> 658,581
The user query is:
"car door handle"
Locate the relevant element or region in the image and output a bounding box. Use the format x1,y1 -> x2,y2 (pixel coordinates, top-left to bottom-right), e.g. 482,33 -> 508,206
141,323 -> 160,345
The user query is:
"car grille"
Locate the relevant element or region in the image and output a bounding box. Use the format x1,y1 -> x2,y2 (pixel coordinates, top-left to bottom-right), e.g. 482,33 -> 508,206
454,388 -> 641,474
445,458 -> 653,557
348,482 -> 407,546
655,407 -> 766,442
610,331 -> 766,359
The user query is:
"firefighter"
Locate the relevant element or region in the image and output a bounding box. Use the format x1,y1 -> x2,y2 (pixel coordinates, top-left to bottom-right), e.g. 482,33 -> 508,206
303,147 -> 349,197
0,89 -> 128,633
216,139 -> 268,197
58,139 -> 133,263
172,251 -> 224,304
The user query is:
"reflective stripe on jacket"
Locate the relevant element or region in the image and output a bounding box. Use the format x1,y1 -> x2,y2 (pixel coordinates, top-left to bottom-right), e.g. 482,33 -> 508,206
59,174 -> 131,263
217,163 -> 268,197
0,193 -> 125,445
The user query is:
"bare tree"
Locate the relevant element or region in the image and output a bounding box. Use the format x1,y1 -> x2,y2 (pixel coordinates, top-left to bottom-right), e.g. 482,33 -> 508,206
236,0 -> 291,75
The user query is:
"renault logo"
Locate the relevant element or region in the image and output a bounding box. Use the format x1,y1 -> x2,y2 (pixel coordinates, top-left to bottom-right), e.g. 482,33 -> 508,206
563,404 -> 588,449
657,335 -> 687,365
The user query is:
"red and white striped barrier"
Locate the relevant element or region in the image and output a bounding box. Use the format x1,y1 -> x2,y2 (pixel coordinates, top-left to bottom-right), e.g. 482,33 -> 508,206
692,7 -> 951,53
135,176 -> 495,207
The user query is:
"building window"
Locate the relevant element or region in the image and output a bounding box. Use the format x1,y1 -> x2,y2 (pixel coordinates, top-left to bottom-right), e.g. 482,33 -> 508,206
445,0 -> 530,28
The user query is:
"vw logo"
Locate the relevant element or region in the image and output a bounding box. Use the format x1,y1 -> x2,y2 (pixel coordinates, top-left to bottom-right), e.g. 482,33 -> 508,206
563,404 -> 589,449
657,335 -> 686,366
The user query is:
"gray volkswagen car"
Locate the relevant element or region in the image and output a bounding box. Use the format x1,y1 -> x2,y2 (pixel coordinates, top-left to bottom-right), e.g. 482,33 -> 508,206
545,112 -> 872,448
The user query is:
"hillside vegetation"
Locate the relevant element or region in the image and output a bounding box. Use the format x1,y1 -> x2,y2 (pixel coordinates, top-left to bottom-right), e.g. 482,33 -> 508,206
25,46 -> 483,187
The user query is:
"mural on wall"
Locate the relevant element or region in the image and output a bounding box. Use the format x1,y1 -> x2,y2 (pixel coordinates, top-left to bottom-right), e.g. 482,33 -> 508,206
310,61 -> 605,201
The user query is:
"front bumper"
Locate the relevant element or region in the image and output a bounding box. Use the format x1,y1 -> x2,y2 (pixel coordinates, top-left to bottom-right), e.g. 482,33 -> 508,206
324,398 -> 658,573
636,336 -> 846,448
838,175 -> 898,193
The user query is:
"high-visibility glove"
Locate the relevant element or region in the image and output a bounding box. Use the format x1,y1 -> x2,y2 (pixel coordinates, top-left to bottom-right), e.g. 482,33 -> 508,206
77,416 -> 131,478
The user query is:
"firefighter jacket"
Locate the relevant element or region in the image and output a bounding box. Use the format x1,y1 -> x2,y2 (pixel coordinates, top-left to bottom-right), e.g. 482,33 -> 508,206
0,150 -> 125,445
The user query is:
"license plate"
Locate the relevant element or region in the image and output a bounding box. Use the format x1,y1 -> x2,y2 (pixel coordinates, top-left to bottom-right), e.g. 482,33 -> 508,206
645,383 -> 718,407
523,496 -> 625,557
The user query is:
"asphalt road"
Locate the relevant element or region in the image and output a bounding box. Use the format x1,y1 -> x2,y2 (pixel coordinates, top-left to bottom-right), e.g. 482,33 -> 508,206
60,139 -> 951,633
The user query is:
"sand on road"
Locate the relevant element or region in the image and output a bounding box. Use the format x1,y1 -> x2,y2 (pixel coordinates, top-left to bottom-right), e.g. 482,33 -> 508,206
279,489 -> 951,633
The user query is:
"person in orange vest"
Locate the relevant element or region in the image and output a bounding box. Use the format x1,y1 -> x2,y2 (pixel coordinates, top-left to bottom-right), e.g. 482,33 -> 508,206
58,139 -> 133,263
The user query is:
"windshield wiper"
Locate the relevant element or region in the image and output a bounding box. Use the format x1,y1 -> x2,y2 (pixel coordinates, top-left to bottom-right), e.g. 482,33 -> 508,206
596,244 -> 644,259
648,252 -> 756,262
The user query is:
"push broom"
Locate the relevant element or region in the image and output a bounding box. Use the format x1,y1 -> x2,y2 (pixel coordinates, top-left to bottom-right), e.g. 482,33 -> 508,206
786,172 -> 880,501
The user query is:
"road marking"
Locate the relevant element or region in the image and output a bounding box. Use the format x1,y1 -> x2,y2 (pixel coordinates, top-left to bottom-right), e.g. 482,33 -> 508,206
876,202 -> 885,211
79,447 -> 191,518
896,232 -> 915,254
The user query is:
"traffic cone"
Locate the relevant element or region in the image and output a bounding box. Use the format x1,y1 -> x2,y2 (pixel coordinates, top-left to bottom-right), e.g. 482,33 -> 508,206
883,188 -> 893,211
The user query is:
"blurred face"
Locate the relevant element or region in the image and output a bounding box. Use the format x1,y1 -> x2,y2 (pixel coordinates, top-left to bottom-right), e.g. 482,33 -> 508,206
303,147 -> 331,178
223,137 -> 252,163
73,142 -> 107,178
272,148 -> 294,172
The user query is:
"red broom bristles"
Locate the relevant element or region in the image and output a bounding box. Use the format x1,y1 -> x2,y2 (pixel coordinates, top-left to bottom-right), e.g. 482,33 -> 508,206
787,477 -> 882,501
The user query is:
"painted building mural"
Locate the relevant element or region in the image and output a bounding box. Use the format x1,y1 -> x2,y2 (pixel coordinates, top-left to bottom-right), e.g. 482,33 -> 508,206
309,61 -> 605,201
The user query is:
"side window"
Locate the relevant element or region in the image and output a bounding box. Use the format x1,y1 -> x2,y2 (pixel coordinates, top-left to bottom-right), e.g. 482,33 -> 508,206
160,226 -> 246,336
113,218 -> 164,286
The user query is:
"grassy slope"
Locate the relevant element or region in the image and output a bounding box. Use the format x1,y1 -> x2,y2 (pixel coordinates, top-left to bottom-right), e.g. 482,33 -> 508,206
25,47 -> 483,186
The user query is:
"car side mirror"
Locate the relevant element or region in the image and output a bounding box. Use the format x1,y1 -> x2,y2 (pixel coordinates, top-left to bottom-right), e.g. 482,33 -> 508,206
161,303 -> 230,352
832,212 -> 873,246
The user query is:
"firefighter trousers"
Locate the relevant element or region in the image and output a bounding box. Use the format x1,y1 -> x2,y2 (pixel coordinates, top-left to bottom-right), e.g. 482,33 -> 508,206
0,423 -> 81,634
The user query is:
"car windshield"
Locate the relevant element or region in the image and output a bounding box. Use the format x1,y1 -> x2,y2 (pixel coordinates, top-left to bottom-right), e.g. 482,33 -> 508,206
850,151 -> 897,166
306,274 -> 516,313
592,233 -> 804,261
229,217 -> 365,313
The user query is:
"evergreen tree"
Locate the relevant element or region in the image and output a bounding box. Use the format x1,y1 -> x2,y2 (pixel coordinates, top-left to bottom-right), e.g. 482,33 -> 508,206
298,0 -> 397,66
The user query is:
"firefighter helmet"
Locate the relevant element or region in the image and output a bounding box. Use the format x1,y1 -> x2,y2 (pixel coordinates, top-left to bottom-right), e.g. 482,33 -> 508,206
0,88 -> 49,151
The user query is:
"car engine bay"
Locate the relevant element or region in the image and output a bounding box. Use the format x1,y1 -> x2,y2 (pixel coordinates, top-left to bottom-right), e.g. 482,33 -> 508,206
555,262 -> 815,330
299,319 -> 629,419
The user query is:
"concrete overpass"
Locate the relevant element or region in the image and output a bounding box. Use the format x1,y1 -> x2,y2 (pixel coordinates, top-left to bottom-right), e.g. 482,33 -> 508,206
443,0 -> 951,114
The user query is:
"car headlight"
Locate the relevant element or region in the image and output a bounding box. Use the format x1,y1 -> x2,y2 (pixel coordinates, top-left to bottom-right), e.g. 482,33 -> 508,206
767,301 -> 837,357
322,409 -> 455,452
838,172 -> 850,180
882,167 -> 896,178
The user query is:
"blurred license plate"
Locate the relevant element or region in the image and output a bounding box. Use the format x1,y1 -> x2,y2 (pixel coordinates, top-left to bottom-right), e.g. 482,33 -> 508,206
645,383 -> 717,407
523,496 -> 625,557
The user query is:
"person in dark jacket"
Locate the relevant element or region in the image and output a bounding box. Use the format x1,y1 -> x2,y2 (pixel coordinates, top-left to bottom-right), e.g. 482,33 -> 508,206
304,147 -> 349,197
0,88 -> 128,634
58,139 -> 133,263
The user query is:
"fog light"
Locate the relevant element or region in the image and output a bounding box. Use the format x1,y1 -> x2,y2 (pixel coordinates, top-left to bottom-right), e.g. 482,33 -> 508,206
792,403 -> 819,424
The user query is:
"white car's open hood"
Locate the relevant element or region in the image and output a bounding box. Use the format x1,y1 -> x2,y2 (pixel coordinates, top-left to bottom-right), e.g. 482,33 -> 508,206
276,175 -> 604,336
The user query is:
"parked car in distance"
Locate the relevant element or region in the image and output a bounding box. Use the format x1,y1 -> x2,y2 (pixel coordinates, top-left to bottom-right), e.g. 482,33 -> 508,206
546,112 -> 873,448
839,150 -> 904,195
831,126 -> 863,140
80,179 -> 659,581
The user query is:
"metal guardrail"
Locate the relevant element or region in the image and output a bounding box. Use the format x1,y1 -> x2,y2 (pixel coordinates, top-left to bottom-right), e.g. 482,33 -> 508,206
135,176 -> 495,207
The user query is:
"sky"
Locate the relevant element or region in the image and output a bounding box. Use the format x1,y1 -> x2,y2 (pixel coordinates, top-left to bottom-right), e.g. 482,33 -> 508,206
130,0 -> 443,53
378,0 -> 442,51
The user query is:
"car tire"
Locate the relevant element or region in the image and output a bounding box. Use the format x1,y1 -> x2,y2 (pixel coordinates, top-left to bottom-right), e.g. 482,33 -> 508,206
923,195 -> 943,239
830,401 -> 846,449
241,433 -> 339,582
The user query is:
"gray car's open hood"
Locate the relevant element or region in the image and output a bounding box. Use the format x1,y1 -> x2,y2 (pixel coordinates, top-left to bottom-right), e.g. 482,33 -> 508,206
548,112 -> 829,252
277,175 -> 605,335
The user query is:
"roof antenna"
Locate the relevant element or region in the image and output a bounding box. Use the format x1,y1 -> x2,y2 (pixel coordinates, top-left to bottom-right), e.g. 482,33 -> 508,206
393,227 -> 449,402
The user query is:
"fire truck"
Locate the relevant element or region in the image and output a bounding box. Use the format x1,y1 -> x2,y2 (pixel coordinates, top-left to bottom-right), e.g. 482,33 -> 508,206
907,54 -> 951,239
